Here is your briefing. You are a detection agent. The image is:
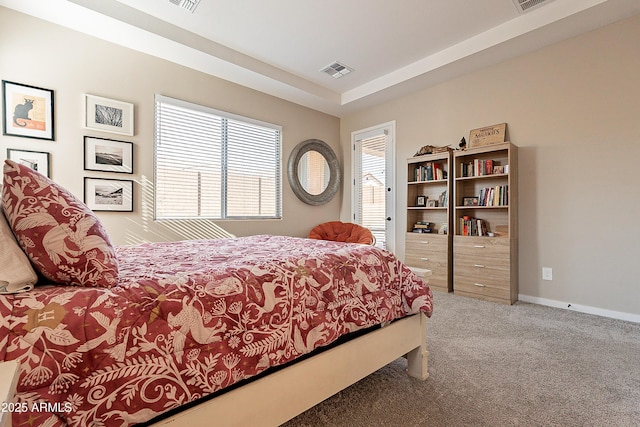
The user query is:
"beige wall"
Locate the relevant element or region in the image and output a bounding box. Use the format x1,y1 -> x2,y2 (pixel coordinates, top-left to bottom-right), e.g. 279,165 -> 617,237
2,7 -> 639,317
0,7 -> 341,245
341,15 -> 640,316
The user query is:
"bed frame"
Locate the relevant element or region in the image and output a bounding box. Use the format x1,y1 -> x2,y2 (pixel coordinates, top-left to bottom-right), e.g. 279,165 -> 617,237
0,314 -> 427,427
152,312 -> 429,426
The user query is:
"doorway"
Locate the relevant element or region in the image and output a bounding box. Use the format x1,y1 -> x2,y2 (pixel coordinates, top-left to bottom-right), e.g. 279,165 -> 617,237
352,122 -> 395,251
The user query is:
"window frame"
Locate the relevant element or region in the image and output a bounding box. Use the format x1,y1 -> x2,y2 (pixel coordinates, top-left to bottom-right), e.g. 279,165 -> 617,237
154,94 -> 283,221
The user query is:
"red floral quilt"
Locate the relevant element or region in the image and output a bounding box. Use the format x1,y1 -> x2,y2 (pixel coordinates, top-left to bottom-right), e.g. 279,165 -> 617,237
0,235 -> 432,426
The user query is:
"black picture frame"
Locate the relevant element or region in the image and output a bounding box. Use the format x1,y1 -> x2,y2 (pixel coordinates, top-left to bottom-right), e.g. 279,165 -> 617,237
416,195 -> 427,207
6,148 -> 51,177
84,177 -> 134,212
2,80 -> 55,140
84,136 -> 133,174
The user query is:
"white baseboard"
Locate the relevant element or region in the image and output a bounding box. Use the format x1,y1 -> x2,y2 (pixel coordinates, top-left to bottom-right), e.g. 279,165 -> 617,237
518,294 -> 640,324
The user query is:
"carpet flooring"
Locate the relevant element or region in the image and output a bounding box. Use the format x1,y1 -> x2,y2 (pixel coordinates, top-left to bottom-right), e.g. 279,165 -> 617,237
283,292 -> 640,427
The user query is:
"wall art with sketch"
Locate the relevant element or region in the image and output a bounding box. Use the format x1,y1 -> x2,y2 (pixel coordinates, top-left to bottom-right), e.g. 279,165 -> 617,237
84,136 -> 133,174
84,177 -> 133,212
84,94 -> 134,136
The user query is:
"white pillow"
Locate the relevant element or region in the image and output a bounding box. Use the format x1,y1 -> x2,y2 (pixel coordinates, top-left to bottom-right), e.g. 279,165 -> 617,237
0,210 -> 37,293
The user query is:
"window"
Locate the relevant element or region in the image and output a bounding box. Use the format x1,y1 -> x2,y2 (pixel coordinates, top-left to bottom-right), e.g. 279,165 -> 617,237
154,95 -> 282,220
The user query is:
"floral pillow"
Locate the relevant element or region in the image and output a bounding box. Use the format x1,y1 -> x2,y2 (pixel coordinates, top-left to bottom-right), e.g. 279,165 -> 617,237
2,160 -> 118,287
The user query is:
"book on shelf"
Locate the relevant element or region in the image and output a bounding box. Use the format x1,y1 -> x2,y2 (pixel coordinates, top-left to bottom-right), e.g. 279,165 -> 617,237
461,159 -> 501,177
414,162 -> 447,181
459,216 -> 489,236
478,185 -> 508,206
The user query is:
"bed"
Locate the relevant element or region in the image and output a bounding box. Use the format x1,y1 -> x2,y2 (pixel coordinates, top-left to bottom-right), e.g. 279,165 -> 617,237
0,159 -> 433,426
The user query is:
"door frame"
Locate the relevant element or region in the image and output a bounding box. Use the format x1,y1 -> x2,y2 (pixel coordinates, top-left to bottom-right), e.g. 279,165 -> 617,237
351,121 -> 396,252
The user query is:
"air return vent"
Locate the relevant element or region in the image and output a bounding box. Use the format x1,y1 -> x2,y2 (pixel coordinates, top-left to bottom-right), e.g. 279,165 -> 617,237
512,0 -> 553,13
168,0 -> 201,13
321,61 -> 354,79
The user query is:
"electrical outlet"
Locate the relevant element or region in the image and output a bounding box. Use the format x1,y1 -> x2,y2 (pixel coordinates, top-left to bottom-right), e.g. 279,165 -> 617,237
542,267 -> 553,281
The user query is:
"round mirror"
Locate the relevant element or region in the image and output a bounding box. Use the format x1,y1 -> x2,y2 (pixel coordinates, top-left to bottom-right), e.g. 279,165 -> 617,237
297,150 -> 330,195
288,139 -> 341,205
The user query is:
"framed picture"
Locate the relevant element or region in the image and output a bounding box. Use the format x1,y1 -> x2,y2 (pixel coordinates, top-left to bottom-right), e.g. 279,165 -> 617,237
416,195 -> 427,207
6,149 -> 51,177
2,80 -> 54,140
84,177 -> 133,212
84,136 -> 133,174
438,223 -> 448,235
427,199 -> 438,207
463,197 -> 479,206
84,94 -> 134,136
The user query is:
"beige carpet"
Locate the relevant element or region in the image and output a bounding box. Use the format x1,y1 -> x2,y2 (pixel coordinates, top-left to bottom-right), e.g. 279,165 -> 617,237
283,291 -> 640,426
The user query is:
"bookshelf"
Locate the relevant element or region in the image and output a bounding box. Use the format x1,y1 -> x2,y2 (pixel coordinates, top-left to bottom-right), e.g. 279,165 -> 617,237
405,151 -> 453,292
453,142 -> 518,304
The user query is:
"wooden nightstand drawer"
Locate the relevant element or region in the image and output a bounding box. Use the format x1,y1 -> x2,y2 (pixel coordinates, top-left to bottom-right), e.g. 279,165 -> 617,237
454,256 -> 511,302
406,249 -> 447,267
453,260 -> 510,286
406,233 -> 448,250
453,236 -> 510,258
454,276 -> 511,301
406,233 -> 449,291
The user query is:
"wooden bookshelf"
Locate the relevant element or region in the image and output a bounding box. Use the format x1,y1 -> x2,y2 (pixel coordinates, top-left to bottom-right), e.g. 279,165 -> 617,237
405,151 -> 453,292
453,142 -> 518,304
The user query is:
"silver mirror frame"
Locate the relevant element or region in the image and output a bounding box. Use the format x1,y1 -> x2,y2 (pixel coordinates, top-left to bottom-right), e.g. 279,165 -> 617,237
288,139 -> 341,206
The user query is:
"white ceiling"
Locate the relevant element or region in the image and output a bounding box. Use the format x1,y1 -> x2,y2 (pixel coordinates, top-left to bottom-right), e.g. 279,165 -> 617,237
2,0 -> 639,116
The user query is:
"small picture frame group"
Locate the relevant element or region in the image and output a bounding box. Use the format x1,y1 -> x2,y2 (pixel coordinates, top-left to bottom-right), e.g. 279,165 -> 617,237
84,136 -> 133,174
84,94 -> 134,136
2,80 -> 55,141
6,149 -> 51,177
84,177 -> 133,212
427,199 -> 438,207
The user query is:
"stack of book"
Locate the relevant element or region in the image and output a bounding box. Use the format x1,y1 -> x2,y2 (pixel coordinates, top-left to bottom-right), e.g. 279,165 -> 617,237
412,221 -> 432,233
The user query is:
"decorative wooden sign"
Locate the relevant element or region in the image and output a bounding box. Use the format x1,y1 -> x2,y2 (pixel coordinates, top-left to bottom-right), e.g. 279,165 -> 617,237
468,123 -> 507,148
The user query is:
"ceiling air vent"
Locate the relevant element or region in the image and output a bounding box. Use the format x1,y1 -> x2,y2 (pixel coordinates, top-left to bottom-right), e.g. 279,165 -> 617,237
168,0 -> 201,13
512,0 -> 553,13
321,61 -> 354,79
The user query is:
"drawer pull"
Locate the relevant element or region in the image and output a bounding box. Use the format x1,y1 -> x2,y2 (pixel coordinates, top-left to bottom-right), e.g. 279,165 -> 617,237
473,283 -> 486,287
474,264 -> 485,268
474,245 -> 485,248
420,257 -> 430,261
420,241 -> 430,245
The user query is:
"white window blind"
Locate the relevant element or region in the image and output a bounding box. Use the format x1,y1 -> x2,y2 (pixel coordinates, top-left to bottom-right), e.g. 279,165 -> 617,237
154,95 -> 282,220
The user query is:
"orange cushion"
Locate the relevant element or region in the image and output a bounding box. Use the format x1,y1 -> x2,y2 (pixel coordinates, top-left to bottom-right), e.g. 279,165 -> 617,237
308,221 -> 374,245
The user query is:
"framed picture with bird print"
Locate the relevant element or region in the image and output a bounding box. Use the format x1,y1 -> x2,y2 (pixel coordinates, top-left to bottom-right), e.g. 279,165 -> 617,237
2,80 -> 55,141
